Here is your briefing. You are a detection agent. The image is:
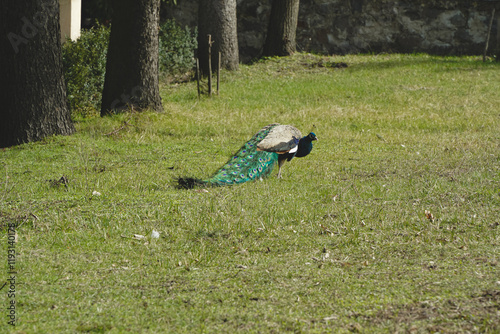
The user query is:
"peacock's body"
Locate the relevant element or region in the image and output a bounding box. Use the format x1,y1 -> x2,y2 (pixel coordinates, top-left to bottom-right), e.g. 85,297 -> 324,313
177,123 -> 317,189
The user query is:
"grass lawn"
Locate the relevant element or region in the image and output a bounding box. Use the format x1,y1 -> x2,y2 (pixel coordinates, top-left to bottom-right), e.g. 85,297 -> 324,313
1,53 -> 499,333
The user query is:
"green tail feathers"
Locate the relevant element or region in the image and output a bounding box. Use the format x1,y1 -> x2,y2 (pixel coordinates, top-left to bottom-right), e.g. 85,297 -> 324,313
178,124 -> 279,189
206,147 -> 278,187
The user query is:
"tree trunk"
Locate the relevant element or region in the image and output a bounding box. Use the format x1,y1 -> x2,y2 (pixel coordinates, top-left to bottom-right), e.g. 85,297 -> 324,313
101,0 -> 163,115
0,0 -> 75,148
198,0 -> 239,75
263,0 -> 300,57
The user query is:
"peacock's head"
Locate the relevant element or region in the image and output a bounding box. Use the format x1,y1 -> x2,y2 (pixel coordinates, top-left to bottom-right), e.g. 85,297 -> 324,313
307,132 -> 318,141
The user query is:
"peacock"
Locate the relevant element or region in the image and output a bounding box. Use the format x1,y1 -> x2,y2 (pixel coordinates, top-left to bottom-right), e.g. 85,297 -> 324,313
177,123 -> 317,189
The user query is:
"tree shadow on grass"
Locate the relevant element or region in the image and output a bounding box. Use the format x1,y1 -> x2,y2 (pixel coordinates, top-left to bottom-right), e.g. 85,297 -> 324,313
345,54 -> 500,73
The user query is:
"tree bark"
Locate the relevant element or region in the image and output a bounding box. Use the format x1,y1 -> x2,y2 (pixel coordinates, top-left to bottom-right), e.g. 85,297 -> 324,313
101,0 -> 163,115
0,0 -> 75,148
198,0 -> 239,75
263,0 -> 300,57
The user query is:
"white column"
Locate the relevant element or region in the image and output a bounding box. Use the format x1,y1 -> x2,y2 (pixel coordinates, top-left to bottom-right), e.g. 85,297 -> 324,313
60,0 -> 82,43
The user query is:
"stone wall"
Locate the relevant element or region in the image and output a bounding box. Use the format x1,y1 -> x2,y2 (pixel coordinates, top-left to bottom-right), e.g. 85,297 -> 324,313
164,0 -> 499,62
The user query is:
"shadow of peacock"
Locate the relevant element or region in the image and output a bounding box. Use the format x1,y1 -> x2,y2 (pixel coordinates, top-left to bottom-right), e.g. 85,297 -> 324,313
177,123 -> 317,189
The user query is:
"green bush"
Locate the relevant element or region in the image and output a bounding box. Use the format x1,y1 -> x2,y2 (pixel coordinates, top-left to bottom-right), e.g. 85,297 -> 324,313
62,24 -> 110,118
62,20 -> 197,118
159,19 -> 197,76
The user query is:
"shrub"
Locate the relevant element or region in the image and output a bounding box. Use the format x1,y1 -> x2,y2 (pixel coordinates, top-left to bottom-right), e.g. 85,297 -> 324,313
159,19 -> 198,77
62,24 -> 110,118
62,20 -> 197,118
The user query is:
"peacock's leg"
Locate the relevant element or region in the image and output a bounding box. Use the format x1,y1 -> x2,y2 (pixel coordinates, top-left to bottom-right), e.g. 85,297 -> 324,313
277,159 -> 285,178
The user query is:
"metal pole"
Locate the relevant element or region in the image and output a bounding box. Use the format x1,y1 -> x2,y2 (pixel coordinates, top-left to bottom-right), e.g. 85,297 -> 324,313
196,58 -> 200,99
217,52 -> 221,95
208,34 -> 212,96
484,8 -> 496,62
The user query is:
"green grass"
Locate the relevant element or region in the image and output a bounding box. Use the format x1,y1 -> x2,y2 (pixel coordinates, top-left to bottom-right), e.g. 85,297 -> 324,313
1,53 -> 500,333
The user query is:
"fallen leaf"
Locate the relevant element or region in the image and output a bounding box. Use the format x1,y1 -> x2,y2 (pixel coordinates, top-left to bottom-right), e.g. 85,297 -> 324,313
424,210 -> 435,222
427,261 -> 437,269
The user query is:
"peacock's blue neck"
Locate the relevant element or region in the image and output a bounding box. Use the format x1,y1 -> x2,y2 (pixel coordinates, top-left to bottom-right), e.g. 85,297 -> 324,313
295,136 -> 314,158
